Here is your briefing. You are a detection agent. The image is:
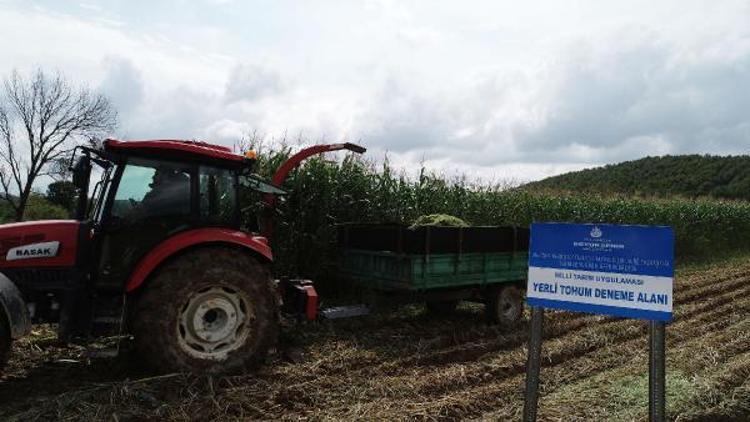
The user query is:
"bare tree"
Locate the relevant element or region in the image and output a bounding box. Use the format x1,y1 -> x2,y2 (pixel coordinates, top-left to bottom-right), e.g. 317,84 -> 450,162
0,69 -> 116,221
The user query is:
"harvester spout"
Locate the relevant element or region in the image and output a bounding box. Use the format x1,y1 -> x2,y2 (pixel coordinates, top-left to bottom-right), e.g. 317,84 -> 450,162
270,143 -> 366,187
261,142 -> 366,239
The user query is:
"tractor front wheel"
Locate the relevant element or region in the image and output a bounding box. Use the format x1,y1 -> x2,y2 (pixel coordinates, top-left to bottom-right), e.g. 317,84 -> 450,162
131,247 -> 278,374
0,311 -> 11,375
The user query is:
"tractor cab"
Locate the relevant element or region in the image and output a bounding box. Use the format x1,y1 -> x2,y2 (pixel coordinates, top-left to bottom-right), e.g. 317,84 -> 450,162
71,139 -> 278,290
0,138 -> 364,375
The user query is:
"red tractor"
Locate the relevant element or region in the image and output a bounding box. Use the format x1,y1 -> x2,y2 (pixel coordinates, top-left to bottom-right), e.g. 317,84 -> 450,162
0,138 -> 364,374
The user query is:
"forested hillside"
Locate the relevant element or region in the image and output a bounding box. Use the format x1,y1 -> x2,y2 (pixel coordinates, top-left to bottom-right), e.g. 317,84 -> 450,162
525,155 -> 750,200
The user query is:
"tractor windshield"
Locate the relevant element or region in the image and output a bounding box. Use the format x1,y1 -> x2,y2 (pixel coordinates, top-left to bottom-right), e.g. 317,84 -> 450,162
111,158 -> 192,222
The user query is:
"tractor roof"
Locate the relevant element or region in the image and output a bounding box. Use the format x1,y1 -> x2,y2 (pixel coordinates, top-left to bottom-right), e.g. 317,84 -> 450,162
103,138 -> 246,164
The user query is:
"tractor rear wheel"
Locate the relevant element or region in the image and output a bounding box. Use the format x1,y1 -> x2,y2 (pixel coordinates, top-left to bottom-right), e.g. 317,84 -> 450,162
0,311 -> 10,375
485,285 -> 524,326
131,247 -> 278,374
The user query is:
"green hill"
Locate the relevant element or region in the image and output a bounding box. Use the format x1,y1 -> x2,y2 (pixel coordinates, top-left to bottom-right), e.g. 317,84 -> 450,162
524,155 -> 750,200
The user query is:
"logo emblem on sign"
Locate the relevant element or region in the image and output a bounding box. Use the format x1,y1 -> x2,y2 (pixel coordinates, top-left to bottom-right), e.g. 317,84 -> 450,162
6,241 -> 60,261
590,226 -> 603,238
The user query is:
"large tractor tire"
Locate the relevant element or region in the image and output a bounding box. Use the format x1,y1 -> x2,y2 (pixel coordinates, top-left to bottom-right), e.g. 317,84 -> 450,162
485,284 -> 524,326
0,310 -> 10,375
131,247 -> 278,374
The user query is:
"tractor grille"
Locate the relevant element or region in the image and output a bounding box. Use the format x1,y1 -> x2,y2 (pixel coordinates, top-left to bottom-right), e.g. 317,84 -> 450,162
2,267 -> 78,291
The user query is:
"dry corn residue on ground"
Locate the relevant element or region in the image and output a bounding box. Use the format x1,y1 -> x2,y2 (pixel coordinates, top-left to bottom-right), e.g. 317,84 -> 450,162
0,257 -> 749,421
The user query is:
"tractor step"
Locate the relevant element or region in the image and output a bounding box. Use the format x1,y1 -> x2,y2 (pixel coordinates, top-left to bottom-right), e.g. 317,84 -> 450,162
87,294 -> 127,337
90,316 -> 124,337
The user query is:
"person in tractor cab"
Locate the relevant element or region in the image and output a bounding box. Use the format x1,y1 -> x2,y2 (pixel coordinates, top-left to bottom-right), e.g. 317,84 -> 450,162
100,160 -> 195,290
106,159 -> 192,222
137,166 -> 191,217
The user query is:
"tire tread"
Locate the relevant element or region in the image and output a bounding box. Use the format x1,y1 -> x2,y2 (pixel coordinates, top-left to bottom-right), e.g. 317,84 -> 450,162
130,247 -> 278,374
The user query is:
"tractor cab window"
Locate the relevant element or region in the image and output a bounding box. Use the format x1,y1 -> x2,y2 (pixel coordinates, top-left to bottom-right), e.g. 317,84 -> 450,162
199,166 -> 238,226
111,158 -> 192,222
98,158 -> 193,290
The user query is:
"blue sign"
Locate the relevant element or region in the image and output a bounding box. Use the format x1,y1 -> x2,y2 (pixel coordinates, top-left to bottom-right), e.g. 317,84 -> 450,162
527,223 -> 674,321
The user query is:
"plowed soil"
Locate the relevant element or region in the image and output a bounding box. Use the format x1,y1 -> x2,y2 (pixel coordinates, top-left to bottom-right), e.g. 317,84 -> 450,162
0,258 -> 748,421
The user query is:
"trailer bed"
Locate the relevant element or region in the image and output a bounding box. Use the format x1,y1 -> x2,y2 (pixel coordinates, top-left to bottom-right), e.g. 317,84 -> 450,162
337,224 -> 530,292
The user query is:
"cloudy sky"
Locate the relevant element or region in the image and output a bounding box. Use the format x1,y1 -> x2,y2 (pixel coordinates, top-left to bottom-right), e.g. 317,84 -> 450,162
2,0 -> 749,182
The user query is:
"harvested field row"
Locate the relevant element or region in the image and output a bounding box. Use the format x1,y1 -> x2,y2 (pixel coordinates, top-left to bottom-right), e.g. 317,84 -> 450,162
1,257 -> 749,421
269,267 -> 750,385
389,287 -> 750,420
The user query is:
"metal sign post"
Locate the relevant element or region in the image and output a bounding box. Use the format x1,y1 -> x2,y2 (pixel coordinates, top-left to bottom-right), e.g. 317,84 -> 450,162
649,321 -> 666,422
522,223 -> 674,421
523,306 -> 544,422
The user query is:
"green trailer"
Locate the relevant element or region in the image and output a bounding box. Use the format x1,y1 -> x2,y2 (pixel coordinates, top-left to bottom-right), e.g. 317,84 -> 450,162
337,224 -> 530,324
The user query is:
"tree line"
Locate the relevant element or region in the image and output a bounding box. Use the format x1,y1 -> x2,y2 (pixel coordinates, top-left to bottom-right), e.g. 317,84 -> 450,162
525,155 -> 750,200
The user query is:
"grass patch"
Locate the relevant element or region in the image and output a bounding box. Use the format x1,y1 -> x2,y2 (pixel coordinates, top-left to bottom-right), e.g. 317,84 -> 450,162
544,365 -> 710,421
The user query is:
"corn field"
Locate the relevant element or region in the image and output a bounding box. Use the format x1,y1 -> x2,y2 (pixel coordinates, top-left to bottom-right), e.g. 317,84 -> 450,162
248,147 -> 750,288
3,147 -> 749,421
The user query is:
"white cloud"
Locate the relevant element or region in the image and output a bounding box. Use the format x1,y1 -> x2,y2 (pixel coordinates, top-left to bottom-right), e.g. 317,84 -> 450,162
100,57 -> 144,120
1,0 -> 749,183
225,63 -> 285,103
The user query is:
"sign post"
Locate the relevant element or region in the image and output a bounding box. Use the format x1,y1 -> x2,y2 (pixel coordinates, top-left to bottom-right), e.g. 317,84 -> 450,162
523,223 -> 674,422
522,306 -> 544,422
649,321 -> 666,421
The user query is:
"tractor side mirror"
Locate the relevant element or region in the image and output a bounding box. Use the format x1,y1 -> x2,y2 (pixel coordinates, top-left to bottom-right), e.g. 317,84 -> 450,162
72,155 -> 91,190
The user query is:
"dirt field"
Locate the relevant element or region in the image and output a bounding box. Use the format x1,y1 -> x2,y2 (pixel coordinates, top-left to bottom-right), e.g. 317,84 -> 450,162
0,257 -> 748,421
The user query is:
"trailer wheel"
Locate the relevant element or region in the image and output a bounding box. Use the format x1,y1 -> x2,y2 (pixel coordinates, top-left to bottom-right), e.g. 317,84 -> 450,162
0,310 -> 10,374
425,300 -> 459,315
486,285 -> 523,326
131,247 -> 278,374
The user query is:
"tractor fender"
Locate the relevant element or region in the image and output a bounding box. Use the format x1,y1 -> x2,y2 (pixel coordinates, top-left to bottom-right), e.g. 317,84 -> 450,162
124,228 -> 273,293
0,272 -> 31,339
